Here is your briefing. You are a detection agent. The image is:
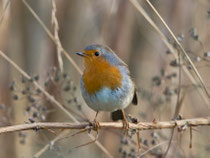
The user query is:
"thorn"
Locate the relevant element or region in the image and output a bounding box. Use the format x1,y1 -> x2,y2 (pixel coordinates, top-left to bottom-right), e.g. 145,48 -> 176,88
189,126 -> 192,148
136,131 -> 141,154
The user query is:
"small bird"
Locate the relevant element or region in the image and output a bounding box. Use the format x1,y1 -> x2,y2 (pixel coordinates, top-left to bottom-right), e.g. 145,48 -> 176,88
76,44 -> 137,127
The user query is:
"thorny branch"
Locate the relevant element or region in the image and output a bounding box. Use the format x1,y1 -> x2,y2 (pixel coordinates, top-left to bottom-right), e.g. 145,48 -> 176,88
0,117 -> 210,134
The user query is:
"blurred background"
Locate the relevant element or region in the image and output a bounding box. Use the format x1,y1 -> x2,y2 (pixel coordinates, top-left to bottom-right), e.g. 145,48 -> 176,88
0,0 -> 210,158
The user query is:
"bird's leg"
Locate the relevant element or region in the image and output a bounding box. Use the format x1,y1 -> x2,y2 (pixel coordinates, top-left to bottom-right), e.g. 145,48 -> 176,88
94,111 -> 99,122
92,111 -> 100,131
121,109 -> 129,134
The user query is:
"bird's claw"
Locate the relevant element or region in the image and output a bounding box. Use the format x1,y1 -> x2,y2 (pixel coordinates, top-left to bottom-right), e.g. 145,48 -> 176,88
90,119 -> 100,132
122,119 -> 129,135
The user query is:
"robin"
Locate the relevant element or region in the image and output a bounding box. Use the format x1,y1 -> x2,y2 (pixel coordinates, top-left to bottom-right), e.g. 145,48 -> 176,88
76,44 -> 137,128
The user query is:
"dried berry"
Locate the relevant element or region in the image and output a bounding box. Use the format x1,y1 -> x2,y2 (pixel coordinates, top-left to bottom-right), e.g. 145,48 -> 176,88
170,59 -> 179,67
33,75 -> 39,81
28,96 -> 35,103
152,76 -> 161,86
204,51 -> 210,57
194,56 -> 201,62
189,28 -> 199,40
13,94 -> 19,100
21,76 -> 27,83
177,34 -> 184,42
9,81 -> 15,91
63,85 -> 70,91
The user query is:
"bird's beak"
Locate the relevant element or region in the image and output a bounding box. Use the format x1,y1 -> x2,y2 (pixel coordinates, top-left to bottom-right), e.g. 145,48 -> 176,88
76,51 -> 87,57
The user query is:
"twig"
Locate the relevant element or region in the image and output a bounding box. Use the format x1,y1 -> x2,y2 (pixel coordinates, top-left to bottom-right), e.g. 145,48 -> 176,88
51,0 -> 63,72
163,128 -> 175,158
164,51 -> 182,158
189,127 -> 192,148
0,117 -> 210,134
0,0 -> 10,26
33,130 -> 69,158
145,0 -> 209,99
22,0 -> 82,75
128,0 -> 210,109
0,50 -> 77,122
0,51 -> 113,158
137,131 -> 141,154
140,141 -> 171,157
74,130 -> 99,149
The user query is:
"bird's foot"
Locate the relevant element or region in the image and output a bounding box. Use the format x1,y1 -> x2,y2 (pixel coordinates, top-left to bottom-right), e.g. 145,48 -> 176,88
121,109 -> 129,135
90,119 -> 101,132
122,117 -> 129,135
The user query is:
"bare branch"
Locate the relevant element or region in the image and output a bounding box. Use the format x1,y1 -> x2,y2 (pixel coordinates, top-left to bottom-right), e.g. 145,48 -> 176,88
145,0 -> 209,99
0,50 -> 113,158
51,0 -> 64,72
164,51 -> 182,158
0,0 -> 10,26
128,0 -> 210,108
33,130 -> 69,158
22,0 -> 82,75
0,117 -> 210,134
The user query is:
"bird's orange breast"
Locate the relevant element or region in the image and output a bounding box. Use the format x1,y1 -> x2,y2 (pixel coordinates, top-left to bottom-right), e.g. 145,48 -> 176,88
83,57 -> 122,94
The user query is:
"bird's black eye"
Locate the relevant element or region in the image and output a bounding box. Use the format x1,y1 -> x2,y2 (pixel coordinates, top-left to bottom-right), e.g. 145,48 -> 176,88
94,51 -> 100,56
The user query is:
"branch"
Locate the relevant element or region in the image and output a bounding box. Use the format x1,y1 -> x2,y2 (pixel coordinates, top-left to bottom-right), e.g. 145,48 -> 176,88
0,50 -> 113,158
22,0 -> 82,75
145,0 -> 209,98
0,117 -> 210,134
128,0 -> 210,108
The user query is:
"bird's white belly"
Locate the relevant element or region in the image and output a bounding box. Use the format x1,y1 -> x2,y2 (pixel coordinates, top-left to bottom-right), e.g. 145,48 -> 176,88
89,88 -> 124,111
82,83 -> 134,112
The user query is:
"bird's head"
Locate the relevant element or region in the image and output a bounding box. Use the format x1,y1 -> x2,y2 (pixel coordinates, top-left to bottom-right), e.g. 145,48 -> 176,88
76,44 -> 126,69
